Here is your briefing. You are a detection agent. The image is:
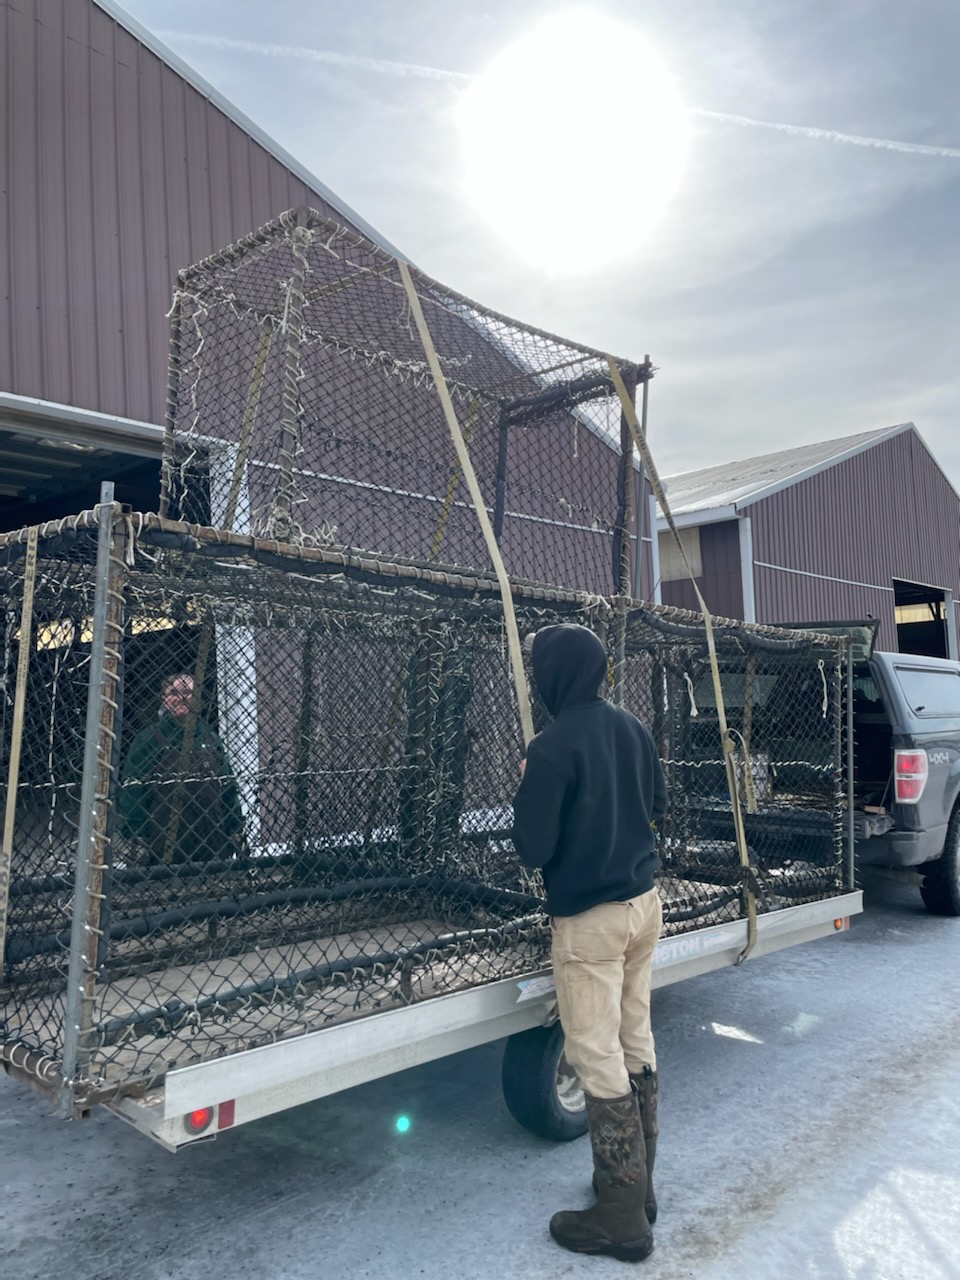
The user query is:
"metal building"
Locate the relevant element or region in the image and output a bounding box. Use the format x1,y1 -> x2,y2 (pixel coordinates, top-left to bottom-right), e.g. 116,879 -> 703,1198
0,0 -> 402,529
657,424 -> 960,657
0,0 -> 654,596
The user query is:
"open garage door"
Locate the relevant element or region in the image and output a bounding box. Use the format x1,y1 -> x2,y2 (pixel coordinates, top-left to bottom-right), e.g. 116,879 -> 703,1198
0,395 -> 165,532
893,578 -> 955,659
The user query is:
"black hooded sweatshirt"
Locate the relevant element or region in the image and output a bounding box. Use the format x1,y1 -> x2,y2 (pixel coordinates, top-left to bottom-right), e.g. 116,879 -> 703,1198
511,624 -> 667,917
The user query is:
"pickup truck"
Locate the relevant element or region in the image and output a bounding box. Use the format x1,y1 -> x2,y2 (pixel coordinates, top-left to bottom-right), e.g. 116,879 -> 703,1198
847,637 -> 960,916
679,619 -> 960,920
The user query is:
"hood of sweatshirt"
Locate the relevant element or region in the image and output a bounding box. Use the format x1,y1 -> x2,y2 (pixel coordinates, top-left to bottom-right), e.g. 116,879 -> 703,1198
531,624 -> 607,715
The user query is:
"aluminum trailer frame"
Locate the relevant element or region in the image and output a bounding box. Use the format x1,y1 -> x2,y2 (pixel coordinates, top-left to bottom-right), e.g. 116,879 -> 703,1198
105,890 -> 861,1151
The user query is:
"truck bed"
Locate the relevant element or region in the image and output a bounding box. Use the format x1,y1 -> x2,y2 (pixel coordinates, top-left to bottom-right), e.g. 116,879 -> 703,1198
686,795 -> 893,859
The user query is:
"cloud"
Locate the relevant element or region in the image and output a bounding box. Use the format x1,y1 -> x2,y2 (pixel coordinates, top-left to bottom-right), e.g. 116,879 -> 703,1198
160,30 -> 960,161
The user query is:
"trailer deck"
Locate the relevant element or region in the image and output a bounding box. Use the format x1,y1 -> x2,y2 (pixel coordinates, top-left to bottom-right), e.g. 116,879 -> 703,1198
97,887 -> 860,1150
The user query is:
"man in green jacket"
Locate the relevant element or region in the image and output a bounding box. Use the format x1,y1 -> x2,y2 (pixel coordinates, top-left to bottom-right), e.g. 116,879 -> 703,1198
118,673 -> 245,865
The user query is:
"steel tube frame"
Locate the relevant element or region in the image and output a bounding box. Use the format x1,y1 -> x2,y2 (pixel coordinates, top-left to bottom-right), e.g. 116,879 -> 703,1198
272,212 -> 310,541
0,526 -> 38,982
847,648 -> 856,889
610,366 -> 638,707
59,484 -> 128,1117
491,408 -> 510,545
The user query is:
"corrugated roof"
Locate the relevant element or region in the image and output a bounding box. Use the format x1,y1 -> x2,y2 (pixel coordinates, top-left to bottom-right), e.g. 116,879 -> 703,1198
660,425 -> 913,516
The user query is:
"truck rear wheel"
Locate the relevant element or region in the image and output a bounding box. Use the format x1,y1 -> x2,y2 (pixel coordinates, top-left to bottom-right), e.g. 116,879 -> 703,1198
501,1022 -> 587,1141
919,806 -> 960,917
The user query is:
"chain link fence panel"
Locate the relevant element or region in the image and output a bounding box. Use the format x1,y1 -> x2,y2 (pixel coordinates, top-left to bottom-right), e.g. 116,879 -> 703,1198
2,512 -> 848,1108
161,208 -> 647,598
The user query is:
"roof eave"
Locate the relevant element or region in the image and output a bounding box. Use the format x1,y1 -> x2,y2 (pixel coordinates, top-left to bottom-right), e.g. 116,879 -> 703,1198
655,504 -> 738,530
0,393 -> 165,457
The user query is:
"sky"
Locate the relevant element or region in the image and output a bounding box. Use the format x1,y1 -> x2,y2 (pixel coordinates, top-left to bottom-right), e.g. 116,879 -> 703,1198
120,0 -> 960,487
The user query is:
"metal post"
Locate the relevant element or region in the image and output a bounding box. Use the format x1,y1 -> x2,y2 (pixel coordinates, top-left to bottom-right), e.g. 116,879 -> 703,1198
294,626 -> 317,866
616,363 -> 640,596
273,210 -> 311,542
649,492 -> 662,605
60,484 -> 128,1116
224,328 -> 273,532
492,409 -> 510,545
160,290 -> 184,520
0,525 -> 39,983
611,365 -> 637,709
611,600 -> 628,710
613,402 -> 633,598
634,359 -> 651,600
846,646 -> 856,890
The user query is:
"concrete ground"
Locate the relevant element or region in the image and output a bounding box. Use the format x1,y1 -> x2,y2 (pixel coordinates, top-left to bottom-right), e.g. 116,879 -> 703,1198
2,876 -> 959,1280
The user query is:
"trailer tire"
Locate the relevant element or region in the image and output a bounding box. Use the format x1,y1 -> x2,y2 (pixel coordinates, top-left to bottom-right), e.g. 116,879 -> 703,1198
919,805 -> 960,917
501,1022 -> 587,1142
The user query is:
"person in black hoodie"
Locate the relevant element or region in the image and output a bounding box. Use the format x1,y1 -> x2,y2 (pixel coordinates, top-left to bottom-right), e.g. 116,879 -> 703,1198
512,623 -> 667,1263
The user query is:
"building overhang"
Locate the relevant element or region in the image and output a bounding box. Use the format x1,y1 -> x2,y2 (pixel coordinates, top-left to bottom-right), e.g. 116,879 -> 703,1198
655,504 -> 738,532
0,394 -> 164,512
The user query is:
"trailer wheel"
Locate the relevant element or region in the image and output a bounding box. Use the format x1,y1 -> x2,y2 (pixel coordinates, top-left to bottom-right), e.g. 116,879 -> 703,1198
501,1022 -> 587,1142
920,806 -> 960,917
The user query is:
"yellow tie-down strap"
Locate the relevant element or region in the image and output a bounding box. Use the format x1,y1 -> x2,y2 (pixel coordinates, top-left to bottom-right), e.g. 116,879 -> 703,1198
606,359 -> 758,963
1,526 -> 40,982
398,261 -> 534,749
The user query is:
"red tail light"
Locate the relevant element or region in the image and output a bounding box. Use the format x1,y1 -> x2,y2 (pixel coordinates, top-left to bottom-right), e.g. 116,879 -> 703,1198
185,1107 -> 214,1135
894,750 -> 928,804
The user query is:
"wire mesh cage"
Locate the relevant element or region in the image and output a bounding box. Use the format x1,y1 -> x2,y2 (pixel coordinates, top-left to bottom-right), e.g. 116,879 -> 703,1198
1,509 -> 849,1110
0,206 -> 854,1113
161,207 -> 649,597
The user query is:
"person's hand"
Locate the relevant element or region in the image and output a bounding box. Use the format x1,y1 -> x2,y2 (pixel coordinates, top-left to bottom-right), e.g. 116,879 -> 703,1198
519,758 -> 526,779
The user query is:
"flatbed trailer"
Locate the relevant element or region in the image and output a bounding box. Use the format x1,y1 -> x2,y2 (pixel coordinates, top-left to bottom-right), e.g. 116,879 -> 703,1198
100,888 -> 859,1151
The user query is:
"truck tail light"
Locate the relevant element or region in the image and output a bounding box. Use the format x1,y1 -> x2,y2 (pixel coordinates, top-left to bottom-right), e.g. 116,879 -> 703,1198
894,749 -> 928,804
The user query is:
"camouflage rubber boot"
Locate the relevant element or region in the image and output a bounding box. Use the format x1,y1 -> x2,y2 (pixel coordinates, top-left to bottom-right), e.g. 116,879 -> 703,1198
591,1067 -> 659,1224
550,1091 -> 654,1262
631,1066 -> 659,1225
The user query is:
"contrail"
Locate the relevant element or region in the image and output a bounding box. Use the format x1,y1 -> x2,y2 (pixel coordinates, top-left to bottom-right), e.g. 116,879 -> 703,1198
162,31 -> 960,160
691,108 -> 960,160
158,31 -> 472,84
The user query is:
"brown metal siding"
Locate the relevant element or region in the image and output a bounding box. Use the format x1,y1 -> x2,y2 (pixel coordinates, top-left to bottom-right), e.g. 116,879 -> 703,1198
750,429 -> 960,650
0,0 -> 332,424
661,519 -> 743,618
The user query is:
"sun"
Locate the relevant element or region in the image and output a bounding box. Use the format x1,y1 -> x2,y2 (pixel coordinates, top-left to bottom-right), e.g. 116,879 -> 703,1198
457,12 -> 690,272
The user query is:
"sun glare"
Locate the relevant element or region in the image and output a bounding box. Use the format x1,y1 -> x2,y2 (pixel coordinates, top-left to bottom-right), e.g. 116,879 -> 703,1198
458,12 -> 690,271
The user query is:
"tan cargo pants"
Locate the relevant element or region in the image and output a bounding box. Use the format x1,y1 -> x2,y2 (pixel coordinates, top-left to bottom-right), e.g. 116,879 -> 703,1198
551,887 -> 662,1099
